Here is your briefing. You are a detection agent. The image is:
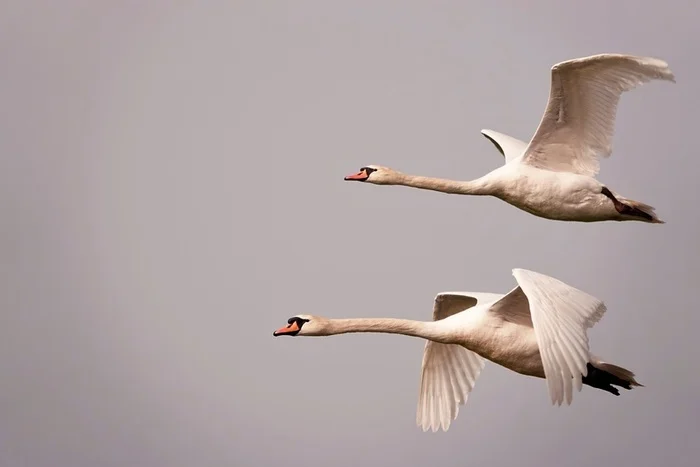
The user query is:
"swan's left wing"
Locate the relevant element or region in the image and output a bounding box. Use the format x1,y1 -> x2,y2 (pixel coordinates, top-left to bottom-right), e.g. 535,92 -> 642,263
521,54 -> 675,177
416,292 -> 502,432
511,269 -> 607,406
481,129 -> 528,164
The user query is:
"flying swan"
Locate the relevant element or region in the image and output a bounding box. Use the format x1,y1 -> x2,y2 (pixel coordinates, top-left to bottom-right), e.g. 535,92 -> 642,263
344,54 -> 675,223
273,268 -> 641,432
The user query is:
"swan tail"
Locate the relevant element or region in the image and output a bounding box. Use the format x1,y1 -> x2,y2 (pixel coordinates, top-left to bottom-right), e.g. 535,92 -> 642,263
616,196 -> 665,224
583,357 -> 643,396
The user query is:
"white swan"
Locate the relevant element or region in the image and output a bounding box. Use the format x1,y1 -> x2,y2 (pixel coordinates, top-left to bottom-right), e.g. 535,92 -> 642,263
273,268 -> 641,432
344,54 -> 675,223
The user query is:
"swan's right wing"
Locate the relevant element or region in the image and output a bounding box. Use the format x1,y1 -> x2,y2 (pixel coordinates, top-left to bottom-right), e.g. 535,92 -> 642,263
416,292 -> 502,432
521,54 -> 675,177
511,269 -> 607,406
481,129 -> 529,164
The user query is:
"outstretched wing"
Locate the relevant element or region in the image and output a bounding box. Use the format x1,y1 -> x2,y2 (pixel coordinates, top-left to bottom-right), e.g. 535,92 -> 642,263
510,269 -> 607,406
416,292 -> 503,432
481,129 -> 529,165
521,54 -> 675,177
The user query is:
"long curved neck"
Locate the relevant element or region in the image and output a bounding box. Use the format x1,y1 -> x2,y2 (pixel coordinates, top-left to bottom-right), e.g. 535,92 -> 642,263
322,318 -> 454,344
395,173 -> 491,196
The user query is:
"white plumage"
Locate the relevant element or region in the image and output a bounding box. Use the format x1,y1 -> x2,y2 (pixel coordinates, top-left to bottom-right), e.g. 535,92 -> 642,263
273,269 -> 642,432
510,269 -> 606,406
522,54 -> 676,177
346,54 -> 675,224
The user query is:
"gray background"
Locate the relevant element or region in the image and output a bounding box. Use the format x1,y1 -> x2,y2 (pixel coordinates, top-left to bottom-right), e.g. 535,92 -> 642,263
1,1 -> 698,466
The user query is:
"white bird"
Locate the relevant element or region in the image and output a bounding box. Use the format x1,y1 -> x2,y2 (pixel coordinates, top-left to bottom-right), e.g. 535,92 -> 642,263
344,54 -> 675,223
273,268 -> 642,432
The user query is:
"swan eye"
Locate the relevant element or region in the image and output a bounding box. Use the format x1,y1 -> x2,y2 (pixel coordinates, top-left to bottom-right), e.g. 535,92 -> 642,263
287,317 -> 310,326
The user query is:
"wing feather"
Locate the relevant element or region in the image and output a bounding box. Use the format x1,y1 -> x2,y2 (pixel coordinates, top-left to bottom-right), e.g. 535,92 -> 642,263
415,292 -> 501,431
417,342 -> 485,432
481,129 -> 529,164
521,54 -> 675,177
512,268 -> 607,406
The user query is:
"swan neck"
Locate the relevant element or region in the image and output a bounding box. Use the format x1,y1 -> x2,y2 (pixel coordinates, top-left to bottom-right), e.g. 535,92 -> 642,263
324,318 -> 453,343
397,174 -> 489,195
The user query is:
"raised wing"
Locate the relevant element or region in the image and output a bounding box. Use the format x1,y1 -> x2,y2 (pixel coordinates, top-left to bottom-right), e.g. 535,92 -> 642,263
416,292 -> 502,432
511,269 -> 606,406
521,54 -> 675,177
481,129 -> 528,164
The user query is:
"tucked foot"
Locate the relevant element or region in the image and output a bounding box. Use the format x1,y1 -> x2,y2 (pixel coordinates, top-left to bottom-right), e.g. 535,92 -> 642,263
617,202 -> 654,221
582,363 -> 634,396
601,187 -> 663,223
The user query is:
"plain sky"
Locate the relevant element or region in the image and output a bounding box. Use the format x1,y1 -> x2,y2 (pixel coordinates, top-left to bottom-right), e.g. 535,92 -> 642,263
1,1 -> 699,466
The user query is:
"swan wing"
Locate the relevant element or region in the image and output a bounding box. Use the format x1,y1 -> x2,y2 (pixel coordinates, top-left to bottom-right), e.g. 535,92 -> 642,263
432,291 -> 505,320
416,292 -> 501,432
481,129 -> 529,164
509,268 -> 606,405
521,54 -> 675,177
417,339 -> 485,432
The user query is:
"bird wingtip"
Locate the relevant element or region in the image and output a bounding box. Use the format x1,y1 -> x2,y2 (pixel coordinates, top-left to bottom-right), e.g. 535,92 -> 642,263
636,56 -> 676,82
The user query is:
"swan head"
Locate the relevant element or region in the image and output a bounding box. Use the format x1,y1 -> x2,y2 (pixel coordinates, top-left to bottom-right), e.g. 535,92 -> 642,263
273,314 -> 327,337
343,165 -> 400,185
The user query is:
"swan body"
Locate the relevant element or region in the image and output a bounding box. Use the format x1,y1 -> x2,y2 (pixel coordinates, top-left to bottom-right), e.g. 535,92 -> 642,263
344,54 -> 675,223
481,163 -> 620,222
273,269 -> 641,432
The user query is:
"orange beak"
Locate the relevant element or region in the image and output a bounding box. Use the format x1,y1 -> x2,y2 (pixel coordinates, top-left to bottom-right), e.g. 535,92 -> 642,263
344,169 -> 369,181
273,320 -> 300,337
